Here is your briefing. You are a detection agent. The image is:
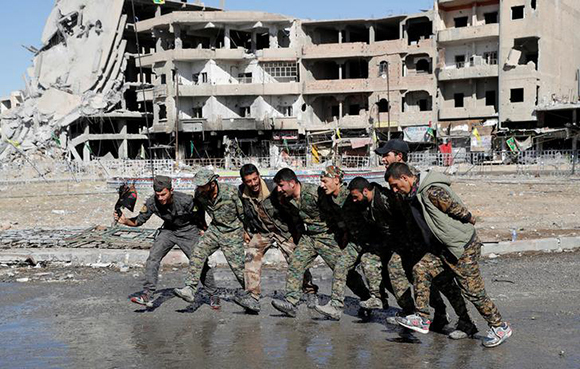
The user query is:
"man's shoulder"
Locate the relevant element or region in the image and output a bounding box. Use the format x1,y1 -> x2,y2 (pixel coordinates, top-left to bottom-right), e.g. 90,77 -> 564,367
172,191 -> 193,202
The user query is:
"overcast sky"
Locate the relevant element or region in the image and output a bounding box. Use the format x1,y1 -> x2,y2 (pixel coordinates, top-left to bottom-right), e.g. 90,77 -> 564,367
0,0 -> 433,97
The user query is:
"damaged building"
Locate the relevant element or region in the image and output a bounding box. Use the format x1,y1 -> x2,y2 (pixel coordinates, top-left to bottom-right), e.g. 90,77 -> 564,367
0,0 -> 579,164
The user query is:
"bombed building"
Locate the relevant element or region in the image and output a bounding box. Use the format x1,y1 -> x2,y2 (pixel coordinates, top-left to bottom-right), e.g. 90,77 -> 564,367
1,0 -> 579,164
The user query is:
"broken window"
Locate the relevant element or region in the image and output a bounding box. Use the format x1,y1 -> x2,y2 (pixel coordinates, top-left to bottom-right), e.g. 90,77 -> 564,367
406,17 -> 433,46
514,37 -> 539,69
454,17 -> 468,28
512,6 -> 525,20
484,51 -> 498,65
239,106 -> 251,117
416,59 -> 431,73
378,99 -> 389,113
378,61 -> 388,77
159,104 -> 167,120
454,93 -> 465,108
192,73 -> 200,84
511,88 -> 524,102
455,55 -> 466,69
486,91 -> 497,107
237,73 -> 252,84
484,12 -> 499,24
531,0 -> 537,9
192,107 -> 203,118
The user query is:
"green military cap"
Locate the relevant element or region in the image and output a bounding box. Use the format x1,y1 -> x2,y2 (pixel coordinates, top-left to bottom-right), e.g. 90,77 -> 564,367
320,165 -> 344,181
153,175 -> 172,192
193,168 -> 219,187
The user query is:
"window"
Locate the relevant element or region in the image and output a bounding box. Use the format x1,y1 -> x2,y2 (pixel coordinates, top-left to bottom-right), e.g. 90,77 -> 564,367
484,51 -> 498,65
379,61 -> 388,76
485,91 -> 496,107
455,55 -> 466,68
454,93 -> 464,108
331,105 -> 340,117
192,73 -> 199,84
416,59 -> 430,73
192,107 -> 203,118
419,99 -> 429,111
237,73 -> 252,84
201,72 -> 208,83
160,74 -> 167,85
158,104 -> 167,120
378,98 -> 389,113
531,0 -> 536,9
454,17 -> 468,28
512,6 -> 525,20
278,106 -> 294,117
484,12 -> 498,24
239,106 -> 251,117
192,73 -> 208,84
349,104 -> 360,115
263,62 -> 298,81
510,88 -> 524,103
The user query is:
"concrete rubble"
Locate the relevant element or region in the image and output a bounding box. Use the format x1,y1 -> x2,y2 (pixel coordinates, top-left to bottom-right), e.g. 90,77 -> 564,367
0,0 -> 127,163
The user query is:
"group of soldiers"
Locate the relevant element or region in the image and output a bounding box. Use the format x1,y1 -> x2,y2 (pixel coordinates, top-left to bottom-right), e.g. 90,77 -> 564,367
115,139 -> 513,348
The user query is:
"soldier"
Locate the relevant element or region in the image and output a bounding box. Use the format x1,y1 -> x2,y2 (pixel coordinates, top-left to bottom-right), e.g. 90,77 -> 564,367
114,175 -> 216,308
313,166 -> 387,320
386,163 -> 512,348
375,138 -> 409,169
173,168 -> 247,305
270,168 -> 371,317
233,164 -> 318,313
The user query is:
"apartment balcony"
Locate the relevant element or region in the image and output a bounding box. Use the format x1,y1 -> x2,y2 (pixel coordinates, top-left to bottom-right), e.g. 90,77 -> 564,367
136,85 -> 167,102
339,115 -> 370,129
438,64 -> 499,81
178,82 -> 301,97
439,106 -> 498,120
401,74 -> 436,91
179,118 -> 205,133
302,42 -> 372,60
272,117 -> 299,130
398,111 -> 436,127
303,79 -> 373,95
137,48 -> 248,67
256,48 -> 300,61
438,24 -> 499,43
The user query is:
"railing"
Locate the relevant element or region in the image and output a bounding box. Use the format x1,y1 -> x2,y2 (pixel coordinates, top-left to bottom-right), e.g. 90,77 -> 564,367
0,150 -> 578,183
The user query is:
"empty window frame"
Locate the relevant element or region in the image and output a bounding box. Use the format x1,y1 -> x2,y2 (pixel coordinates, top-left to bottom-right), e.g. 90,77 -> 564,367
419,99 -> 429,111
484,12 -> 499,24
531,0 -> 537,9
454,17 -> 468,28
379,61 -> 388,76
510,88 -> 524,102
192,107 -> 203,118
455,55 -> 466,68
483,51 -> 498,65
278,105 -> 294,117
239,106 -> 251,117
454,93 -> 465,108
263,62 -> 298,81
512,6 -> 525,20
485,91 -> 496,106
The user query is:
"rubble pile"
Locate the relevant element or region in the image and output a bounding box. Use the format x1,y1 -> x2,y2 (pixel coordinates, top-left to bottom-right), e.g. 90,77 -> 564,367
0,0 -> 128,163
0,228 -> 84,249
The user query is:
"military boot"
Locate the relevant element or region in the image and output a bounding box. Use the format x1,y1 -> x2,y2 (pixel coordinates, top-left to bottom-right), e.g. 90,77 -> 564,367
449,318 -> 479,340
314,302 -> 342,320
173,286 -> 196,303
359,296 -> 383,310
304,293 -> 318,309
234,292 -> 261,313
271,299 -> 297,317
430,312 -> 450,332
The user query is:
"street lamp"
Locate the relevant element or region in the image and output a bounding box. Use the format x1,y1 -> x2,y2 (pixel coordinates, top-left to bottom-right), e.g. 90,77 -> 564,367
380,60 -> 391,140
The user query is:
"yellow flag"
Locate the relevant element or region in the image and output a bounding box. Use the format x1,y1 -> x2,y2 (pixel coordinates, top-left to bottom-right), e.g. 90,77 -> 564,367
472,127 -> 481,143
336,128 -> 341,140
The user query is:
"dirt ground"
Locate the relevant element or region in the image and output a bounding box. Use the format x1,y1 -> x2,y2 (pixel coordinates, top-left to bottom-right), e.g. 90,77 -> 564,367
0,178 -> 579,242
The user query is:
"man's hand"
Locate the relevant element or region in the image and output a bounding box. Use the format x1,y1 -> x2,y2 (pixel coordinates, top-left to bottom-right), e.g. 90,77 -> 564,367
114,211 -> 128,225
199,230 -> 205,236
243,232 -> 251,244
469,215 -> 476,225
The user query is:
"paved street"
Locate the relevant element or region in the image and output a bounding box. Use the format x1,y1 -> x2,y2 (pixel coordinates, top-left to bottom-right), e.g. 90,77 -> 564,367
1,251 -> 579,368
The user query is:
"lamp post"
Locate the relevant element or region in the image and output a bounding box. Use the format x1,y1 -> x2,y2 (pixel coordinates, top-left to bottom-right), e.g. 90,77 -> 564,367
381,61 -> 391,141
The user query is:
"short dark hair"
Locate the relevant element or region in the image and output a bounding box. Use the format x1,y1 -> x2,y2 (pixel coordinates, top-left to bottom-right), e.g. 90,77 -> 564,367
395,150 -> 409,163
348,176 -> 372,192
385,162 -> 414,181
240,163 -> 259,179
273,168 -> 298,184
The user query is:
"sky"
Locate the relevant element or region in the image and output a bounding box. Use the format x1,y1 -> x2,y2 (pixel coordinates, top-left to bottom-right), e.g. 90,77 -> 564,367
0,0 -> 433,97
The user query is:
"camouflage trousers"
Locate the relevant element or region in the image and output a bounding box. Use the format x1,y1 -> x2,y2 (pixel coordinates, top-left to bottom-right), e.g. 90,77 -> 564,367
389,251 -> 470,321
329,242 -> 386,308
185,227 -> 246,291
245,232 -> 318,300
285,234 -> 371,306
413,236 -> 503,327
144,228 -> 215,294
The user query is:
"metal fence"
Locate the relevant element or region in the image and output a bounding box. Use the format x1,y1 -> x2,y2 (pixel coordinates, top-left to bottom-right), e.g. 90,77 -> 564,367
0,150 -> 578,184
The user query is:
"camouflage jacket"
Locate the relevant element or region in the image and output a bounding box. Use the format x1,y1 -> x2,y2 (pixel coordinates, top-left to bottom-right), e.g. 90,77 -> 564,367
196,182 -> 244,234
130,191 -> 203,232
286,182 -> 329,236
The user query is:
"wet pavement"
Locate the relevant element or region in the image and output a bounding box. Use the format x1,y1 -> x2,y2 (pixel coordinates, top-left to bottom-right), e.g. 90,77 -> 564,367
1,251 -> 579,368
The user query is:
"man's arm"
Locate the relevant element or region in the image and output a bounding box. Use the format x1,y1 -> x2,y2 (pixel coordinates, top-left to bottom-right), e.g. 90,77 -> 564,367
426,186 -> 475,224
116,198 -> 155,227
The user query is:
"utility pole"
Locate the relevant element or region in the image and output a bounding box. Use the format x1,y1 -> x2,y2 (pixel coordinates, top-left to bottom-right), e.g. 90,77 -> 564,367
381,59 -> 391,140
174,67 -> 180,164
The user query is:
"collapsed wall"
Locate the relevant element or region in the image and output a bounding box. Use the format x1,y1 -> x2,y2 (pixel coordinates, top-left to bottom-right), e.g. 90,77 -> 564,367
0,0 -> 127,163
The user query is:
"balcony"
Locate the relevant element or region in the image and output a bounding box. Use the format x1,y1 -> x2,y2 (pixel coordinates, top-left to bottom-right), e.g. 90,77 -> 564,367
302,42 -> 371,60
137,48 -> 248,67
438,64 -> 499,81
303,79 -> 373,95
257,48 -> 300,61
272,117 -> 299,130
438,24 -> 499,43
439,106 -> 498,120
178,83 -> 300,97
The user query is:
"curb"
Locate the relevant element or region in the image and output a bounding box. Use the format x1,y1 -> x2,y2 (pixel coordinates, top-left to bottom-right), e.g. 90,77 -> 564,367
1,236 -> 579,268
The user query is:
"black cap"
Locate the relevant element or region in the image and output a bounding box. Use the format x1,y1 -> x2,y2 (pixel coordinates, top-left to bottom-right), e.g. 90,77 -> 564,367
375,139 -> 409,155
153,175 -> 172,192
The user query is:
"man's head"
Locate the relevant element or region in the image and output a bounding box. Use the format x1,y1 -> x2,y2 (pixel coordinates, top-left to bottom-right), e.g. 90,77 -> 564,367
348,176 -> 374,203
385,162 -> 416,195
194,168 -> 219,196
153,175 -> 173,205
273,168 -> 299,199
375,139 -> 409,168
240,164 -> 261,194
320,165 -> 344,196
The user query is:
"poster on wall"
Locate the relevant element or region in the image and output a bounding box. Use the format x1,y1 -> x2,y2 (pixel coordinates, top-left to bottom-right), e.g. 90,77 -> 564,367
403,126 -> 430,142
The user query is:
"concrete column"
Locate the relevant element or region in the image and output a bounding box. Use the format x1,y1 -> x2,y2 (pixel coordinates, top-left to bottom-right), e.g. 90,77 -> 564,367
118,120 -> 128,159
338,63 -> 344,80
472,4 -> 477,26
155,30 -> 164,53
338,29 -> 343,44
83,123 -> 90,163
174,24 -> 183,50
368,25 -> 375,44
269,26 -> 279,48
251,30 -> 257,51
224,26 -> 231,49
339,100 -> 343,119
155,5 -> 161,18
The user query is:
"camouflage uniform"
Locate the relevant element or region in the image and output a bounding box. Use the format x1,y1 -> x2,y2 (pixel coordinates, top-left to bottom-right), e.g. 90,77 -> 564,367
282,182 -> 371,306
412,184 -> 502,327
240,179 -> 317,300
130,191 -> 216,294
184,171 -> 246,291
